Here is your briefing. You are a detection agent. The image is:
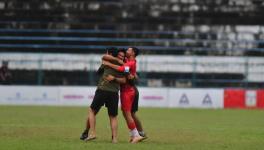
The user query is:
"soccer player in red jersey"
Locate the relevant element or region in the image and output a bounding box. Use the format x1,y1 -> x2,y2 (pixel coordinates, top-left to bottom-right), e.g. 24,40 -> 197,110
102,47 -> 144,143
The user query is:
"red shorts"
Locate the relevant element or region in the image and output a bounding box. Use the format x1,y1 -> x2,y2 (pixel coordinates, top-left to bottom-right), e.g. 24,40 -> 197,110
120,88 -> 135,112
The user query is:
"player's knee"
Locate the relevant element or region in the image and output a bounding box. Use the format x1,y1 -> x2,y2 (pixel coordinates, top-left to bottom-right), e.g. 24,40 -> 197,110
123,111 -> 133,119
108,113 -> 118,117
133,111 -> 139,117
89,108 -> 98,115
131,112 -> 136,117
122,110 -> 129,116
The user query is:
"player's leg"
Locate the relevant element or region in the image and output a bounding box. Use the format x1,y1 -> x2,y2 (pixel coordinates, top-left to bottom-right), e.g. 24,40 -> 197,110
132,113 -> 144,135
80,106 -> 100,140
85,116 -> 90,131
122,110 -> 144,143
85,89 -> 105,141
80,108 -> 92,140
131,86 -> 147,138
105,91 -> 119,143
109,115 -> 118,143
86,108 -> 97,140
121,89 -> 143,143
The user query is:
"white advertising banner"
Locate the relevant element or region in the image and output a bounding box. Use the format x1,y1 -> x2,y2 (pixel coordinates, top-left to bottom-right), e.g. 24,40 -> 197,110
137,87 -> 169,107
59,86 -> 96,106
0,86 -> 59,105
168,89 -> 224,108
0,86 -> 224,108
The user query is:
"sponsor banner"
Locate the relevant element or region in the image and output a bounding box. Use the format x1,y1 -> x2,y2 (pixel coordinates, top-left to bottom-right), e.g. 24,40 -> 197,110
168,89 -> 224,108
1,86 -> 262,109
137,87 -> 169,107
59,87 -> 96,106
0,86 -> 59,105
224,89 -> 264,109
257,90 -> 264,108
224,89 -> 245,108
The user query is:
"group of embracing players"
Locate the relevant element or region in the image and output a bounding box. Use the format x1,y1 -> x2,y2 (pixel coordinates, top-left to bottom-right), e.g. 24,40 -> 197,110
80,47 -> 147,144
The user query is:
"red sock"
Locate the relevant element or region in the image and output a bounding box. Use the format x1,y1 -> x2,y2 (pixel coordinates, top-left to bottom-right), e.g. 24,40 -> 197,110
127,122 -> 136,130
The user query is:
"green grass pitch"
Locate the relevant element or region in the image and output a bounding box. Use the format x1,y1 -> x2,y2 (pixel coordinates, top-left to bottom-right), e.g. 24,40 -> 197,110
0,105 -> 263,150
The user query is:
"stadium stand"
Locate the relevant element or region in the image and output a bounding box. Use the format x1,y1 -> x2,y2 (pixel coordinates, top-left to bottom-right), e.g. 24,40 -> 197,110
0,0 -> 263,87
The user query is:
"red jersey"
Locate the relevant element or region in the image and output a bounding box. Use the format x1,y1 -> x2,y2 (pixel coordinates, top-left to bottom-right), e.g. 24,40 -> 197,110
117,59 -> 136,91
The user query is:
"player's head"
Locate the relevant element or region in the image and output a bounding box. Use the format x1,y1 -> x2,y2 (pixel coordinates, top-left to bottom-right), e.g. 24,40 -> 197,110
106,47 -> 118,56
117,48 -> 126,61
126,47 -> 139,58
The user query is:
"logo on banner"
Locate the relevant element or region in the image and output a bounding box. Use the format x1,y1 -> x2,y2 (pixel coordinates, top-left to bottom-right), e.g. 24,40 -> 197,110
179,93 -> 189,105
33,92 -> 57,101
246,90 -> 256,107
143,96 -> 163,101
16,92 -> 21,99
43,93 -> 47,99
64,95 -> 84,100
7,92 -> 27,101
202,94 -> 212,106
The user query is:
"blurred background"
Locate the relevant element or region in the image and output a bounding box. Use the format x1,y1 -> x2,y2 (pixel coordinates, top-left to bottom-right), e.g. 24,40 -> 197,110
0,0 -> 263,88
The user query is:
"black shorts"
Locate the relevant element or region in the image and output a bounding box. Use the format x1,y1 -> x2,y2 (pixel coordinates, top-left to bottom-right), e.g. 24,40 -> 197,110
90,89 -> 119,116
131,86 -> 139,113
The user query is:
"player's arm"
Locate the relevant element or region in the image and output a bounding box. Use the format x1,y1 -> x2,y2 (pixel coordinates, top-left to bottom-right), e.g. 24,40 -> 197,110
114,76 -> 126,84
103,60 -> 130,73
105,74 -> 126,84
102,54 -> 124,65
102,60 -> 121,71
127,73 -> 138,80
127,73 -> 139,85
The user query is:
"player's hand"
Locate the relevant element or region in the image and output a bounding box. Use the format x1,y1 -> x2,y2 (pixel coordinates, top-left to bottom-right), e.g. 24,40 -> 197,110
117,59 -> 124,65
127,74 -> 135,80
102,60 -> 110,66
105,74 -> 115,82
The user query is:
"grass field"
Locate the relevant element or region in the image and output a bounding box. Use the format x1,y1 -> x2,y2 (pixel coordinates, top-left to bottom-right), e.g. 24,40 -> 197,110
0,105 -> 263,150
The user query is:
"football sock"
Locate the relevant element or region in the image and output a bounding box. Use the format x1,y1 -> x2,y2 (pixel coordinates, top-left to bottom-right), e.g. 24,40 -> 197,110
130,128 -> 140,137
128,122 -> 136,130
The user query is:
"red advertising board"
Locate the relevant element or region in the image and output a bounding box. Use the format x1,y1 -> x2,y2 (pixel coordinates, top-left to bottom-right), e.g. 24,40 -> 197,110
224,89 -> 264,109
257,90 -> 264,108
224,89 -> 245,108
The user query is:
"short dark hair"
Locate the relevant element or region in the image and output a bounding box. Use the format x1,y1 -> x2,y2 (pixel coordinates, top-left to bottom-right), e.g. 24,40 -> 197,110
106,47 -> 118,57
117,48 -> 126,61
130,47 -> 139,57
117,48 -> 126,54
